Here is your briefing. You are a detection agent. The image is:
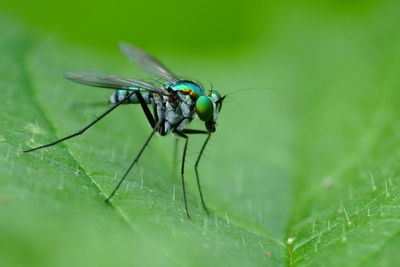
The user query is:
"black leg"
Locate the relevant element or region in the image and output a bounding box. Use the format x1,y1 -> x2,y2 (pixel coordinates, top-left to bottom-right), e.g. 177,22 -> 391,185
152,97 -> 159,124
24,91 -> 136,153
174,130 -> 191,218
181,129 -> 208,134
193,133 -> 211,214
135,91 -> 156,128
182,129 -> 211,214
105,119 -> 163,202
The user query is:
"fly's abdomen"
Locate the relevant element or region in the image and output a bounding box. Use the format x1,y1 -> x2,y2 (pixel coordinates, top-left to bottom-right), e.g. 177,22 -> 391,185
109,89 -> 152,104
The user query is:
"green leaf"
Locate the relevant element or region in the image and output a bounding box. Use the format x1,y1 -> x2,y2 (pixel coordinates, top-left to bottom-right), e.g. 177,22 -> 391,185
1,1 -> 400,266
0,13 -> 286,267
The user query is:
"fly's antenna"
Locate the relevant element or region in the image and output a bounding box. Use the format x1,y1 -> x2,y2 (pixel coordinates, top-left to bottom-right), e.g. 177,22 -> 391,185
219,86 -> 287,108
225,86 -> 287,97
216,95 -> 227,104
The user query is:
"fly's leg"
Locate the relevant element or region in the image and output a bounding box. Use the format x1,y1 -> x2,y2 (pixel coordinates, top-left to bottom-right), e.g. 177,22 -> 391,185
105,119 -> 163,202
173,130 -> 191,218
105,91 -> 160,201
23,91 -> 136,153
182,129 -> 210,214
136,91 -> 168,135
152,95 -> 159,124
194,133 -> 211,214
135,91 -> 156,128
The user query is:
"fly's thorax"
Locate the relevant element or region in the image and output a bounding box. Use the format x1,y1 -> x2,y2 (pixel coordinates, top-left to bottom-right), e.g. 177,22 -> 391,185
165,96 -> 194,124
165,102 -> 181,125
178,93 -> 194,117
154,93 -> 193,135
170,81 -> 204,97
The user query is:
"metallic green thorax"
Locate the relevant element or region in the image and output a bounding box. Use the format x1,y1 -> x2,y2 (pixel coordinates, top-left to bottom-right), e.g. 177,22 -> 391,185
170,81 -> 205,96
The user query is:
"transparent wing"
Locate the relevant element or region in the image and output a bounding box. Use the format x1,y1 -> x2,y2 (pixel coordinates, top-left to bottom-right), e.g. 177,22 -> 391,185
119,42 -> 179,83
64,71 -> 170,96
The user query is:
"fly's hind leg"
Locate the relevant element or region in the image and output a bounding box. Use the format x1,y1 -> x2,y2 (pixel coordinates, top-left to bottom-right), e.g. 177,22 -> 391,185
23,91 -> 136,153
105,119 -> 163,202
105,91 -> 161,202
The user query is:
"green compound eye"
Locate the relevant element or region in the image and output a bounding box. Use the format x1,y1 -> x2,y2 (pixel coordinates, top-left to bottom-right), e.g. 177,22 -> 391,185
195,95 -> 214,121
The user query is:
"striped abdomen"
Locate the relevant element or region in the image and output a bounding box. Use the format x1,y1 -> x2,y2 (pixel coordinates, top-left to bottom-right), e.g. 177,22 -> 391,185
109,89 -> 153,104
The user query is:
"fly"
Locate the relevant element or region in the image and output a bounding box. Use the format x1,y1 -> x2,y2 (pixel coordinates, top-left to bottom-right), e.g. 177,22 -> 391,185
24,42 -> 226,218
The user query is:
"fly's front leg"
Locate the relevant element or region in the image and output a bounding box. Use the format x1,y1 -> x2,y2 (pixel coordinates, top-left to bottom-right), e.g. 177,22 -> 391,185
173,130 -> 191,218
181,129 -> 210,214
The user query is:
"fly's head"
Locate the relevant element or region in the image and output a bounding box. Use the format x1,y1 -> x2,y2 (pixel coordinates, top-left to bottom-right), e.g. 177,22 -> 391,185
195,90 -> 225,133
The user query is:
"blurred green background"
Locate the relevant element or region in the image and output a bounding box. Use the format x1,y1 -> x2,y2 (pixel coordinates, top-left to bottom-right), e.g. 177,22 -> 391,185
1,0 -> 400,266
